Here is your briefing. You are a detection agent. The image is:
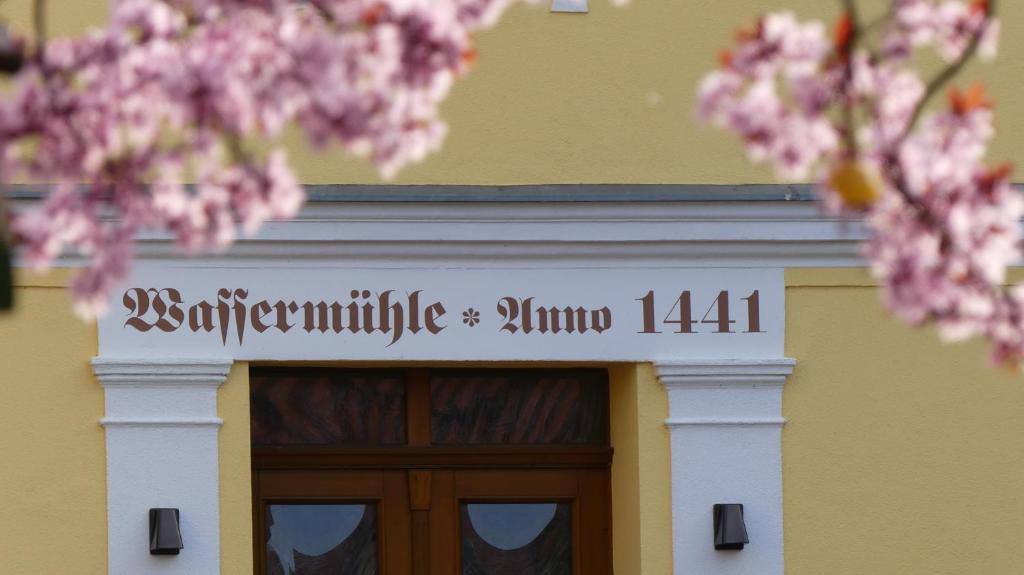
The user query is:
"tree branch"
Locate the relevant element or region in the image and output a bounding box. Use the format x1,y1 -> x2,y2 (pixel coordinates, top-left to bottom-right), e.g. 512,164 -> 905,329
873,1 -> 1018,350
894,0 -> 997,148
33,0 -> 45,64
859,11 -> 889,38
880,1 -> 998,221
840,0 -> 861,158
0,182 -> 8,245
308,0 -> 337,24
841,0 -> 858,25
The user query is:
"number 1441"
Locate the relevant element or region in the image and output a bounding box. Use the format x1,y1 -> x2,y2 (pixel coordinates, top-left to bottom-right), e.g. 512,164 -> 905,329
636,290 -> 763,334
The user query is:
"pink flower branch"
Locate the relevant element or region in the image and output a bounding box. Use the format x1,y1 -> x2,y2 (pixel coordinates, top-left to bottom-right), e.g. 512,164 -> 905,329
1,0 -> 536,316
896,0 -> 995,147
699,0 -> 1023,364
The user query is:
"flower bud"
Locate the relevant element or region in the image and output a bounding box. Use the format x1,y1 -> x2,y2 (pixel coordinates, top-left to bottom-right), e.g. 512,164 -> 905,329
828,161 -> 881,209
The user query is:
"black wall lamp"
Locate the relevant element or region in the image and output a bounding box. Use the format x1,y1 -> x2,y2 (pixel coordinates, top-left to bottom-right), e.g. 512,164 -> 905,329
713,503 -> 749,550
149,508 -> 184,555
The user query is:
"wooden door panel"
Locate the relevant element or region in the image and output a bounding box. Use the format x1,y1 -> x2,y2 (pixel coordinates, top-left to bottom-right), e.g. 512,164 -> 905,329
258,469 -> 385,499
577,469 -> 612,575
254,470 -> 411,575
453,469 -> 580,499
382,471 -> 413,575
427,469 -> 609,575
429,470 -> 457,575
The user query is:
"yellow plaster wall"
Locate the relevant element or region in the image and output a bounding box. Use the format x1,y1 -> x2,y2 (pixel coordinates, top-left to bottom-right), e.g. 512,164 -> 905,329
220,361 -> 254,575
0,0 -> 110,38
609,363 -> 673,575
285,0 -> 1024,184
5,1 -> 1022,185
0,270 -> 105,574
784,269 -> 1024,574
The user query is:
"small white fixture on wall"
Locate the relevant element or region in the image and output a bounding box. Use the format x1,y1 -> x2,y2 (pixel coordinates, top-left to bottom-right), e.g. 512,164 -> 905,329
551,0 -> 588,13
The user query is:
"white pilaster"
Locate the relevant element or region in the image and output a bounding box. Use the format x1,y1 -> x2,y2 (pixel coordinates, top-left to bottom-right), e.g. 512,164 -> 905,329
656,359 -> 795,575
93,357 -> 232,575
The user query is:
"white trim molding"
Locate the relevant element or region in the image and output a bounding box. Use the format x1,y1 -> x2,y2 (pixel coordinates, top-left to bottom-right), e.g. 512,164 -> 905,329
93,357 -> 232,575
12,185 -> 872,270
656,358 -> 796,575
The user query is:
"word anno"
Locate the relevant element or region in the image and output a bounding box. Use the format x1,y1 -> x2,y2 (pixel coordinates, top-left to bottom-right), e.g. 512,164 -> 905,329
497,297 -> 612,334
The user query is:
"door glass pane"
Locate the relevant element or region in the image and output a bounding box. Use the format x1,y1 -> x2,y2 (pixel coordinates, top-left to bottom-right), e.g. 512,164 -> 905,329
432,369 -> 609,445
460,503 -> 572,575
251,368 -> 406,446
266,504 -> 378,575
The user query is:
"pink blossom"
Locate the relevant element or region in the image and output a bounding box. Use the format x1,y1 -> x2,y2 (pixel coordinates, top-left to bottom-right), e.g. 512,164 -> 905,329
699,2 -> 1022,364
889,0 -> 998,62
5,0 -> 547,316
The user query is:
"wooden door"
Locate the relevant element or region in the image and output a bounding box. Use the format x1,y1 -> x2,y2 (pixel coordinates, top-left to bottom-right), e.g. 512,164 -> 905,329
251,367 -> 612,575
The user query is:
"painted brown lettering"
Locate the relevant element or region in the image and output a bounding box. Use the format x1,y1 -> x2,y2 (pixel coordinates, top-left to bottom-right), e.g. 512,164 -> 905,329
123,288 -> 183,332
424,302 -> 446,334
189,300 -> 216,333
303,301 -> 330,333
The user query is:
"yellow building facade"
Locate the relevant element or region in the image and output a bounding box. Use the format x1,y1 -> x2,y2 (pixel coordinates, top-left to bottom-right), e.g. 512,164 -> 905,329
3,1 -> 1024,574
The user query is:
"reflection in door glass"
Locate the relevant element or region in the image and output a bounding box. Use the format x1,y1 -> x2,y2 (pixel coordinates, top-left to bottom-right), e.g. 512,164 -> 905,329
461,503 -> 571,575
266,504 -> 378,575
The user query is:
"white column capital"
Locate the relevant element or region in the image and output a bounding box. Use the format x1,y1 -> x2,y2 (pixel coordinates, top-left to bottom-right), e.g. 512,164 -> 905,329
93,356 -> 233,574
654,357 -> 795,575
92,357 -> 232,386
655,358 -> 796,388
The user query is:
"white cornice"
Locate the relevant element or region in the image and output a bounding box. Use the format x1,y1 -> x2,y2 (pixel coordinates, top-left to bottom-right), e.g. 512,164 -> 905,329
14,194 -> 871,268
